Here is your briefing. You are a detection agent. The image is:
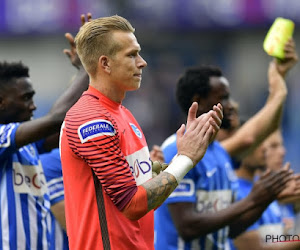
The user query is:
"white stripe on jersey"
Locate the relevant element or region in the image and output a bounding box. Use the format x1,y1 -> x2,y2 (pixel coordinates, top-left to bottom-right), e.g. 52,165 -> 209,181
28,195 -> 38,250
1,172 -> 10,249
178,237 -> 184,250
0,124 -> 13,148
47,211 -> 68,250
47,177 -> 63,187
15,194 -> 25,250
0,123 -> 51,250
49,190 -> 64,201
41,201 -> 50,250
47,176 -> 64,201
54,221 -> 64,249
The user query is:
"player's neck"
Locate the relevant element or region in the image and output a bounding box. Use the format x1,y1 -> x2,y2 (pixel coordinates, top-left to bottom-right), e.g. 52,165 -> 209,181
90,77 -> 125,103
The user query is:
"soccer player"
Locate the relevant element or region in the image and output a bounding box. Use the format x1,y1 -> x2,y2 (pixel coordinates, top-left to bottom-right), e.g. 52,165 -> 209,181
40,145 -> 165,250
60,15 -> 223,250
217,110 -> 300,249
264,130 -> 298,235
155,39 -> 298,249
0,39 -> 89,249
231,130 -> 300,250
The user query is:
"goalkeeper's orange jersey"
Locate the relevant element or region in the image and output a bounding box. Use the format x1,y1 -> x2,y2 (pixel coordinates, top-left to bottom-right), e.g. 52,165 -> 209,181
60,85 -> 153,250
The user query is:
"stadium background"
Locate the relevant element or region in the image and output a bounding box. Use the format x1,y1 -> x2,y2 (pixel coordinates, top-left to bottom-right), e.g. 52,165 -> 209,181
0,0 -> 299,172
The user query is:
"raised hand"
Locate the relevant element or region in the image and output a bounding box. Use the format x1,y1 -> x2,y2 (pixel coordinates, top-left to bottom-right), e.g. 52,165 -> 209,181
63,13 -> 93,69
177,102 -> 223,166
275,38 -> 299,78
80,13 -> 92,26
208,103 -> 223,144
267,60 -> 287,99
63,33 -> 81,69
277,173 -> 300,203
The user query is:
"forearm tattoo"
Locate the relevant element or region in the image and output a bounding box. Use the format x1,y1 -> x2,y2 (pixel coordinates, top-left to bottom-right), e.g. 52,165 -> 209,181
142,172 -> 178,211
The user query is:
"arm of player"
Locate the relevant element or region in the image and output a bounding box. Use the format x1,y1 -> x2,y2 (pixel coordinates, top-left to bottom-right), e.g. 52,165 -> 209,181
221,61 -> 287,159
167,167 -> 292,241
222,40 -> 298,159
51,200 -> 67,231
275,38 -> 298,78
122,103 -> 223,220
14,15 -> 90,149
229,164 -> 294,238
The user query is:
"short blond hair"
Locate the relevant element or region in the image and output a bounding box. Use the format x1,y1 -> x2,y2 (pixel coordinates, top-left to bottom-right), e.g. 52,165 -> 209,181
75,15 -> 135,76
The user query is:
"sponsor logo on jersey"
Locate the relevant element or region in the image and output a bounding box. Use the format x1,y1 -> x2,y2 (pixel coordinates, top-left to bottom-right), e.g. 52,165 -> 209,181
126,147 -> 151,185
196,190 -> 232,213
13,161 -> 47,196
129,123 -> 142,138
78,119 -> 116,143
170,179 -> 195,197
206,168 -> 217,177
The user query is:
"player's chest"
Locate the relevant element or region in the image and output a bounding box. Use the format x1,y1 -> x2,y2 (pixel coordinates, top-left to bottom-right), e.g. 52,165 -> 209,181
117,119 -> 147,155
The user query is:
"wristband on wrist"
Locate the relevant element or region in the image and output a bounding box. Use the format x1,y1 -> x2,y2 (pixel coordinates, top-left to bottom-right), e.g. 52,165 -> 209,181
164,154 -> 194,184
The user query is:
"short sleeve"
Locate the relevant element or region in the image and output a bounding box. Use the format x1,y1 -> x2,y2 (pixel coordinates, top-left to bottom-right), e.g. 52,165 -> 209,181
162,137 -> 197,204
0,123 -> 19,159
165,173 -> 197,204
40,148 -> 64,206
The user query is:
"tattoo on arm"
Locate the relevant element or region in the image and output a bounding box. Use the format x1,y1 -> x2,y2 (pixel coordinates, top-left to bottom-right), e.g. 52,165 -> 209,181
142,172 -> 178,211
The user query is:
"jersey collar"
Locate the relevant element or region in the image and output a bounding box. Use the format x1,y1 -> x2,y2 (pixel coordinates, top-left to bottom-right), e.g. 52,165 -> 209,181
87,85 -> 121,110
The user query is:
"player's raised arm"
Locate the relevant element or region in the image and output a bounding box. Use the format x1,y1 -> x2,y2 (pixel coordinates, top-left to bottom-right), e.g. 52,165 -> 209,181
221,41 -> 298,159
14,15 -> 91,149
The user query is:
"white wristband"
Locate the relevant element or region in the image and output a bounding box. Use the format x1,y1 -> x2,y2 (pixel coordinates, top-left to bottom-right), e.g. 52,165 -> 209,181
164,154 -> 194,184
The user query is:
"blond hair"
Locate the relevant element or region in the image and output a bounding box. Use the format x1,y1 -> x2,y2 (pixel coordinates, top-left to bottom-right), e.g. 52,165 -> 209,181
75,15 -> 135,76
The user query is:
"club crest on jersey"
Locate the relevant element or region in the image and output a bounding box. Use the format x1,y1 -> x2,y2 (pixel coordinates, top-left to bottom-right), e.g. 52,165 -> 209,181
129,123 -> 142,138
78,119 -> 115,143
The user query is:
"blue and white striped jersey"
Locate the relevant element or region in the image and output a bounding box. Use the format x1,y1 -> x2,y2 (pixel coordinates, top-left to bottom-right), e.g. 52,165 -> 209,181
155,134 -> 238,250
40,148 -> 69,250
0,123 -> 51,250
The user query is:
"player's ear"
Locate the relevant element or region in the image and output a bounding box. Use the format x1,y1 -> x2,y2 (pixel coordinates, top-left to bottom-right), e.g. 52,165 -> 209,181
99,55 -> 111,74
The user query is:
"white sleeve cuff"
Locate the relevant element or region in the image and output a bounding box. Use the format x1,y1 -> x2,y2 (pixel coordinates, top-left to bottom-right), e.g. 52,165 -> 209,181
164,154 -> 194,184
